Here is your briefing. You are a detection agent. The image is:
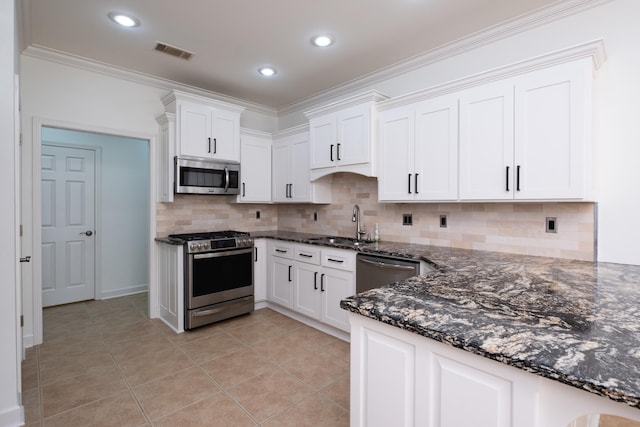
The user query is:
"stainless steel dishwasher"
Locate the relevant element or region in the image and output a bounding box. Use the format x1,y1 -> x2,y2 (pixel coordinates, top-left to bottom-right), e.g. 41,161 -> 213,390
356,253 -> 421,293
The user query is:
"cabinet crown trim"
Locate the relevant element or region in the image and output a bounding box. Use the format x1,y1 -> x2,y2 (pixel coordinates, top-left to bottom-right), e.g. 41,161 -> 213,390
377,39 -> 606,112
304,90 -> 389,118
162,90 -> 246,114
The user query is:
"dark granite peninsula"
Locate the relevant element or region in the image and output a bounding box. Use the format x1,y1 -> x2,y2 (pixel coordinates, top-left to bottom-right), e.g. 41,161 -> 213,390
251,231 -> 640,425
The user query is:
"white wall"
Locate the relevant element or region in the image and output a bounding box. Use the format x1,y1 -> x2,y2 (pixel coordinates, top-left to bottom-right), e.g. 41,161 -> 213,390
1,0 -> 22,424
279,0 -> 640,265
42,127 -> 150,299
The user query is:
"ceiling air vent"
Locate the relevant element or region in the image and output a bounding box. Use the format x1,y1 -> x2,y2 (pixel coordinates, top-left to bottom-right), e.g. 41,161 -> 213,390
154,42 -> 194,60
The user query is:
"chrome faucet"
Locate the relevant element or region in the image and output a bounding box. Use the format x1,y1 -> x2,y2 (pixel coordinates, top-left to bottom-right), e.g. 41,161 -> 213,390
352,204 -> 366,241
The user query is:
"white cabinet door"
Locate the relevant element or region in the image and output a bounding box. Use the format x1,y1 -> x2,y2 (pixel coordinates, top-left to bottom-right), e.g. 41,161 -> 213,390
310,114 -> 336,170
337,104 -> 370,167
269,257 -> 294,309
290,137 -> 311,202
459,80 -> 514,200
253,239 -> 267,304
179,102 -> 212,158
294,263 -> 320,319
414,96 -> 459,201
378,106 -> 415,201
156,113 -> 175,203
271,141 -> 290,202
354,325 -> 419,427
211,109 -> 240,162
238,132 -> 271,202
320,268 -> 353,332
514,60 -> 589,200
431,354 -> 512,427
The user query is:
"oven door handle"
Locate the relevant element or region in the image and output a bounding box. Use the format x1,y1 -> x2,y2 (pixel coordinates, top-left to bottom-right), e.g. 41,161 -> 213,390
193,307 -> 226,317
193,247 -> 254,259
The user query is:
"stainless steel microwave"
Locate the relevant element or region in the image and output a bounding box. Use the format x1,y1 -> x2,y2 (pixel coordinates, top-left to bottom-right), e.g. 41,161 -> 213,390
175,156 -> 240,195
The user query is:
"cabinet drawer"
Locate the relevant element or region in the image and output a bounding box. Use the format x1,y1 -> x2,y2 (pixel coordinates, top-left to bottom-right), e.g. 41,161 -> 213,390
322,248 -> 355,271
271,242 -> 295,259
295,245 -> 321,265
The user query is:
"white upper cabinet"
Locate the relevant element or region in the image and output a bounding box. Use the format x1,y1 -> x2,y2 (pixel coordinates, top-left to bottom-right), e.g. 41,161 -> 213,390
271,126 -> 332,204
459,59 -> 593,201
378,96 -> 459,202
237,129 -> 271,203
306,91 -> 388,180
459,80 -> 515,200
513,59 -> 591,200
162,91 -> 245,162
377,41 -> 603,203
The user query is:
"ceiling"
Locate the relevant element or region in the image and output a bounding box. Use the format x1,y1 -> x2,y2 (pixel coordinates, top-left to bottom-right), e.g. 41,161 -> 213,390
21,0 -> 559,109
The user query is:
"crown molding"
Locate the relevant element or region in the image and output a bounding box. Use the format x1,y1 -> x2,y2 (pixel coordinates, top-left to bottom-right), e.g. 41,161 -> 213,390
377,39 -> 605,111
21,45 -> 278,118
277,0 -> 615,116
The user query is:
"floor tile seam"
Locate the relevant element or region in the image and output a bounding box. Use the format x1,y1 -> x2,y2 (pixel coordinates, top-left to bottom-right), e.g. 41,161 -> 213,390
257,390 -> 327,425
318,380 -> 351,412
197,356 -> 279,396
109,350 -> 153,425
41,387 -> 129,421
122,364 -> 200,390
144,390 -> 238,425
114,342 -> 191,374
134,368 -> 222,424
215,388 -> 262,426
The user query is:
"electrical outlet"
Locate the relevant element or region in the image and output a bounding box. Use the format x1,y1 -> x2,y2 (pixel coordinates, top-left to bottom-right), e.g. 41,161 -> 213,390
256,210 -> 260,219
440,215 -> 447,228
403,214 -> 413,226
546,217 -> 557,233
313,212 -> 318,221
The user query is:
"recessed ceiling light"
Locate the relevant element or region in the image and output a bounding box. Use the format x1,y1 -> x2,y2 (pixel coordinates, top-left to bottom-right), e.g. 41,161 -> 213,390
312,34 -> 334,47
108,12 -> 140,28
258,67 -> 277,77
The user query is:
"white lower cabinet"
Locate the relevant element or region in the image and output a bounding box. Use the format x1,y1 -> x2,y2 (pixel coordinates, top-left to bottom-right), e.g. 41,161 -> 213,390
267,240 -> 354,333
156,242 -> 184,332
253,239 -> 267,304
350,314 -> 640,427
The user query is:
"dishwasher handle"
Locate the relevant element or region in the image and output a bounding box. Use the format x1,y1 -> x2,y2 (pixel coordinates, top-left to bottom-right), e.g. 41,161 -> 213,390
358,257 -> 417,271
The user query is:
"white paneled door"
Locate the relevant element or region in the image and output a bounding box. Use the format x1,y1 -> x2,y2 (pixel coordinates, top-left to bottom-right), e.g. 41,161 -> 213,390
41,144 -> 95,307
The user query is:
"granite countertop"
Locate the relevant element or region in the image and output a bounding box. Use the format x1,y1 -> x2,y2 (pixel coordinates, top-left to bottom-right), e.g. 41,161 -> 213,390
251,231 -> 640,410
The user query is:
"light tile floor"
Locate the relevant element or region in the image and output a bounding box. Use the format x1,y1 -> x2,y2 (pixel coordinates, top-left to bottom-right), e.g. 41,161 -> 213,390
22,293 -> 350,426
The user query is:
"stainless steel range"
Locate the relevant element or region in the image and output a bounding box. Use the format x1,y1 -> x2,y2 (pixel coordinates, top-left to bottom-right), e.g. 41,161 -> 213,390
168,231 -> 254,330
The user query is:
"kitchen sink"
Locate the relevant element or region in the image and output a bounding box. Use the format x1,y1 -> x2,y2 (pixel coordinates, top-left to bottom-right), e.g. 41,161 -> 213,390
307,236 -> 372,246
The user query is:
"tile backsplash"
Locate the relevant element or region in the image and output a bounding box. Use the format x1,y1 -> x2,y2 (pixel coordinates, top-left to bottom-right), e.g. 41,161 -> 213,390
276,173 -> 596,261
157,173 -> 595,261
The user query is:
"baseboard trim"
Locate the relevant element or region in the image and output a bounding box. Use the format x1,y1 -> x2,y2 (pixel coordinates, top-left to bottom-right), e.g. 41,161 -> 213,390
23,333 -> 34,349
0,403 -> 24,427
97,285 -> 148,300
261,302 -> 350,343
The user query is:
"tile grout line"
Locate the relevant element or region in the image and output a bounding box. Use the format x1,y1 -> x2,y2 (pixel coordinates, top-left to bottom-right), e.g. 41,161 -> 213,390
108,342 -> 153,426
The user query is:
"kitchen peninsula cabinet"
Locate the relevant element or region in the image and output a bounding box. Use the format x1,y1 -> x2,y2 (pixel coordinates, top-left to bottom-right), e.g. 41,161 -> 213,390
305,91 -> 388,181
378,95 -> 459,201
271,126 -> 331,204
237,129 -> 271,203
161,90 -> 245,162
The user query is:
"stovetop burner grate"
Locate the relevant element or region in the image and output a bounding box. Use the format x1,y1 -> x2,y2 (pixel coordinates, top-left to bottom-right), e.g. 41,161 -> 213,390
168,230 -> 250,241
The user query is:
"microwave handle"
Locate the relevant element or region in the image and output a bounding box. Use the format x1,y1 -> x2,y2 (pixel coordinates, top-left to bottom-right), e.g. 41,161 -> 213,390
224,167 -> 229,192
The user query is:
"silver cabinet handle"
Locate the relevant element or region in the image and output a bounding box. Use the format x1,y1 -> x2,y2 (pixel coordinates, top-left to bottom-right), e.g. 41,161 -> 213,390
358,257 -> 416,271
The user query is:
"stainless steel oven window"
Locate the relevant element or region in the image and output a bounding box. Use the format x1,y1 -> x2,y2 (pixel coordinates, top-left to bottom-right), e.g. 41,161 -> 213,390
187,247 -> 254,309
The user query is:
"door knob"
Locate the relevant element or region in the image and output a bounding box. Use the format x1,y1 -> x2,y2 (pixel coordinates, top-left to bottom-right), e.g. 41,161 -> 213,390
81,230 -> 94,236
20,256 -> 31,263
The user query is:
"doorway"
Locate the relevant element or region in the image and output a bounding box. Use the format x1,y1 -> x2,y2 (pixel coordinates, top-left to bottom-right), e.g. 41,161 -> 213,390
41,127 -> 151,307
